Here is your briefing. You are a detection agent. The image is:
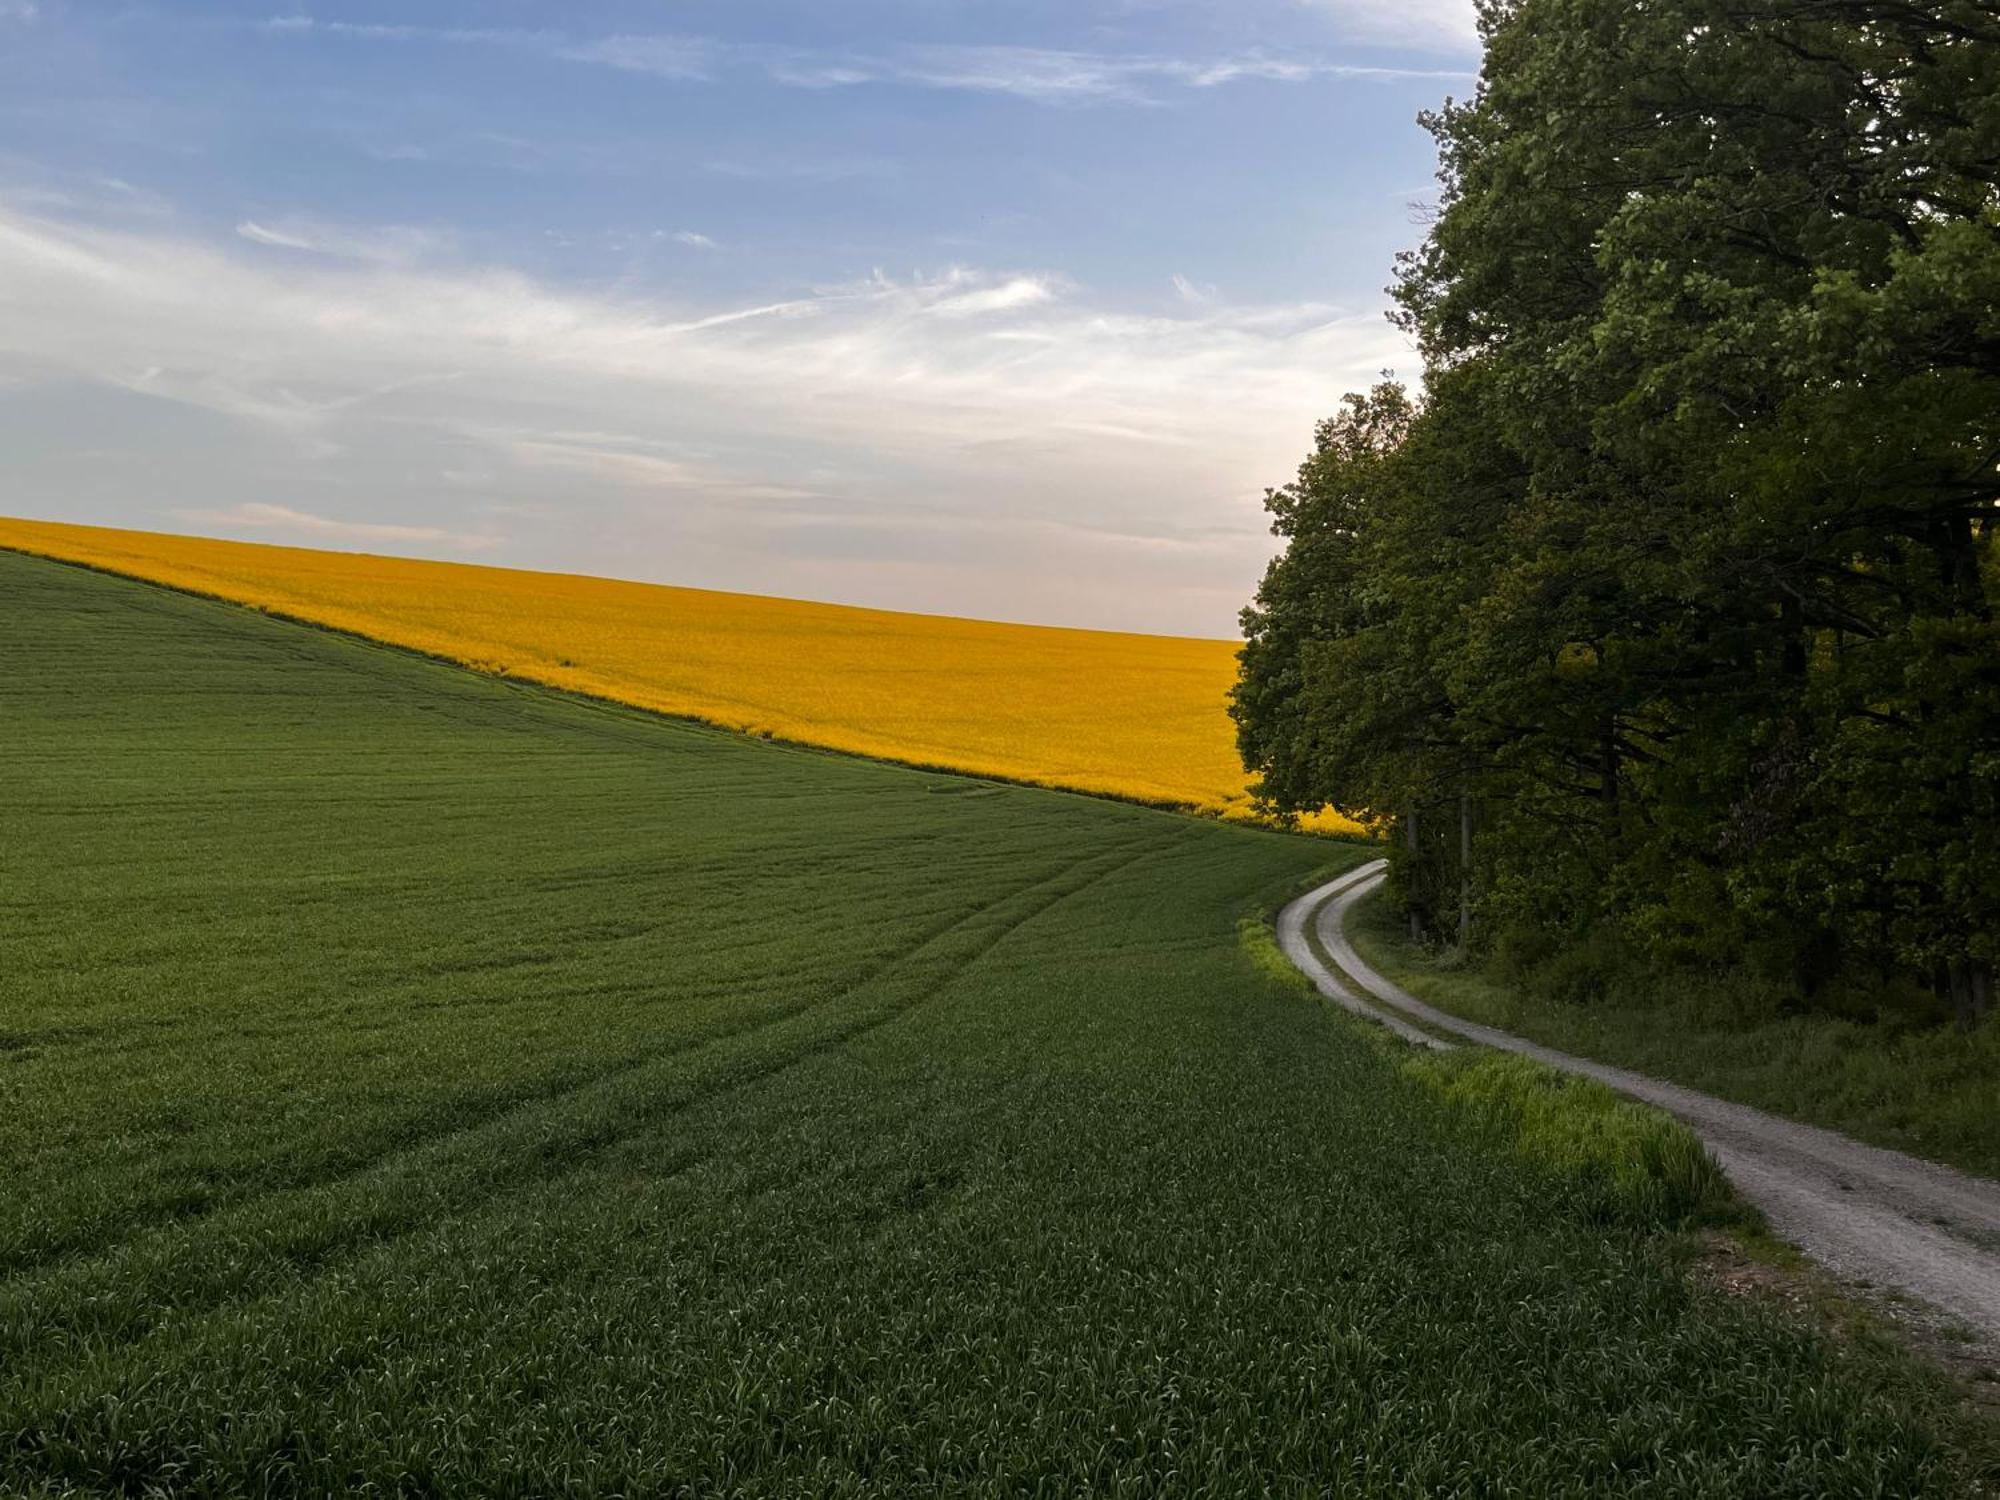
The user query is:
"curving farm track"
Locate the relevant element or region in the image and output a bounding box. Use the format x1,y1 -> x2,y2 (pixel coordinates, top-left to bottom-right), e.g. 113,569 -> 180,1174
1282,861 -> 2000,1349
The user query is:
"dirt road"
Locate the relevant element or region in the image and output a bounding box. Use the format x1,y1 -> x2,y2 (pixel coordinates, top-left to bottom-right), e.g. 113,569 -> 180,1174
1281,861 -> 2000,1348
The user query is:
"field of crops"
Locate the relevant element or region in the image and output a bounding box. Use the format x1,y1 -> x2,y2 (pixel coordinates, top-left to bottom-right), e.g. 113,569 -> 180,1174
0,516 -> 1357,831
0,549 -> 1974,1495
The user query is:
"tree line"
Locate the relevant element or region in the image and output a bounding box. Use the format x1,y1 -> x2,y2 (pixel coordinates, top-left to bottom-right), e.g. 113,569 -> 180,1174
1233,0 -> 1998,1028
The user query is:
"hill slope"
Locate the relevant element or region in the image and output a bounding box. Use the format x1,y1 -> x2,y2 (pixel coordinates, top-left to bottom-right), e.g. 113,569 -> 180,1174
0,551 -> 1971,1494
0,516 -> 1357,828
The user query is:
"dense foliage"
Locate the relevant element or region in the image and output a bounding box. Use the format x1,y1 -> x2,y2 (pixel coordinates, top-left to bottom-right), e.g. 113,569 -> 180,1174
1236,0 -> 2000,1027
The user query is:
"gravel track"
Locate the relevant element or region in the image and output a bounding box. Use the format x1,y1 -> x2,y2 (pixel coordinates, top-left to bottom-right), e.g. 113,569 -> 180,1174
1280,862 -> 2000,1348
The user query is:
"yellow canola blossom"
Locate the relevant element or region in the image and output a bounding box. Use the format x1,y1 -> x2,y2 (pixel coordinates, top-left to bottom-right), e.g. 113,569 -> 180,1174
0,517 -> 1359,833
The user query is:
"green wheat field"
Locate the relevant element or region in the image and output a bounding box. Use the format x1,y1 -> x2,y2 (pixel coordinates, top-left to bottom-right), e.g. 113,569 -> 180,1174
0,550 -> 1973,1495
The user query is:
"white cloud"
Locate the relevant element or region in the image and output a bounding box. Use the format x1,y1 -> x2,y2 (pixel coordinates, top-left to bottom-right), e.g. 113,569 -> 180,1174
1172,274 -> 1218,306
762,44 -> 1472,104
508,433 -> 820,504
555,35 -> 714,81
170,502 -> 502,549
701,156 -> 899,184
764,61 -> 877,89
827,46 -> 1139,104
0,202 -> 1411,632
671,230 -> 720,251
663,298 -> 823,334
258,17 -> 539,45
1299,0 -> 1482,53
262,21 -> 716,86
0,210 -> 1400,437
237,217 -> 447,264
258,19 -> 1475,104
925,275 -> 1059,318
235,220 -> 322,251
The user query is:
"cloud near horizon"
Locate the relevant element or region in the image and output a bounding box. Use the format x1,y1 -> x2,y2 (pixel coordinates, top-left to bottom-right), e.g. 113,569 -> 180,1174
171,501 -> 505,549
0,200 -> 1413,633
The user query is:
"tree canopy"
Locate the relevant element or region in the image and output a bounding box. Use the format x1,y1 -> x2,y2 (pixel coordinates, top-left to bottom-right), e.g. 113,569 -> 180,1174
1234,0 -> 2000,1025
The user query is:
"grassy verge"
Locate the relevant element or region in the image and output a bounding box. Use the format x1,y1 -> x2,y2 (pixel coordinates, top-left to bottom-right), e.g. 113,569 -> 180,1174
1348,892 -> 2000,1180
1395,1050 -> 1740,1229
0,549 -> 1987,1495
1248,909 -> 1740,1232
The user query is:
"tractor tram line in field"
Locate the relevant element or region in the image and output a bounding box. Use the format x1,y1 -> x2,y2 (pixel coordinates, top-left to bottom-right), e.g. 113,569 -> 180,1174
5,832 -> 1178,1310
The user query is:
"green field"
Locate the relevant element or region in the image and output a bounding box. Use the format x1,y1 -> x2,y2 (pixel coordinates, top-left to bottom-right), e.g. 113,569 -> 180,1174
0,550 -> 1977,1495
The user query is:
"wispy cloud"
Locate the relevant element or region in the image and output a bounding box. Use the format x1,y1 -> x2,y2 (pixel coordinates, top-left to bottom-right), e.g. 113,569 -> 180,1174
0,198 -> 1403,464
671,230 -> 720,251
700,156 -> 900,184
170,501 -> 503,550
236,217 -> 448,264
554,34 -> 714,81
0,202 -> 1409,631
258,19 -> 1475,105
234,219 -> 328,251
259,17 -> 541,45
1172,274 -> 1219,306
0,1 -> 38,21
508,433 -> 819,504
1302,0 -> 1481,53
799,45 -> 1471,104
925,273 -> 1059,318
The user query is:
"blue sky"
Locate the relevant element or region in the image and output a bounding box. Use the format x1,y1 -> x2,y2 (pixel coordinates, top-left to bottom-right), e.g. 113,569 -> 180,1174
0,1 -> 1477,634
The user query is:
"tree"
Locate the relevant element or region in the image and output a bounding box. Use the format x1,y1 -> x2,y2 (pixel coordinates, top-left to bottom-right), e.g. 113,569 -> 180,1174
1237,0 -> 2000,1020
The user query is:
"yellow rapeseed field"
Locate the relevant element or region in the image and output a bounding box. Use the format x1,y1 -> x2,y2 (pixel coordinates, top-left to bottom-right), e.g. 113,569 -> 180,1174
0,516 -> 1358,831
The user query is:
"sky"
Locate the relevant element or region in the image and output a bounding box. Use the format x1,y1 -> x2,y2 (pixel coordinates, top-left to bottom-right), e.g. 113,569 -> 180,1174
0,1 -> 1479,636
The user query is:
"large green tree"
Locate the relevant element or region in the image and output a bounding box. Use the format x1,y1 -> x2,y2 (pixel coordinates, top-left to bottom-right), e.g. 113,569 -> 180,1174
1235,0 -> 2000,1023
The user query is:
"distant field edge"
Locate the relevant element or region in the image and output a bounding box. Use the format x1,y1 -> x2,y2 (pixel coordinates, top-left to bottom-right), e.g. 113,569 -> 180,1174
0,526 -> 1363,837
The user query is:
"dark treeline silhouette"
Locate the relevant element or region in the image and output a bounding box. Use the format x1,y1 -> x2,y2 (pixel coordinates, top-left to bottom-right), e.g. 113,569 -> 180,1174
1234,0 -> 1999,1028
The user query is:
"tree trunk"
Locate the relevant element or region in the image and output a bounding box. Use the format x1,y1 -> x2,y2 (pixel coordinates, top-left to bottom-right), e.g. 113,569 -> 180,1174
1936,514 -> 1991,622
1600,719 -> 1621,829
1781,594 -> 1807,679
1405,805 -> 1423,943
1459,790 -> 1473,949
1949,959 -> 1994,1032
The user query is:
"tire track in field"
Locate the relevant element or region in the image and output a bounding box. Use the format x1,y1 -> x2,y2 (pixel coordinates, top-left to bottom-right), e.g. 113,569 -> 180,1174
0,830 -> 1183,1363
471,824 -> 1191,1230
1284,864 -> 2000,1350
0,836 -> 1138,1281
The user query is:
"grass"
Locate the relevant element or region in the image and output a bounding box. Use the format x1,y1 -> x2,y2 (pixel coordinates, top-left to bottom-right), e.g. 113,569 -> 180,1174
1347,893 -> 2000,1180
0,548 -> 1986,1495
1394,1052 -> 1738,1229
0,515 -> 1359,832
1276,910 -> 1739,1230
